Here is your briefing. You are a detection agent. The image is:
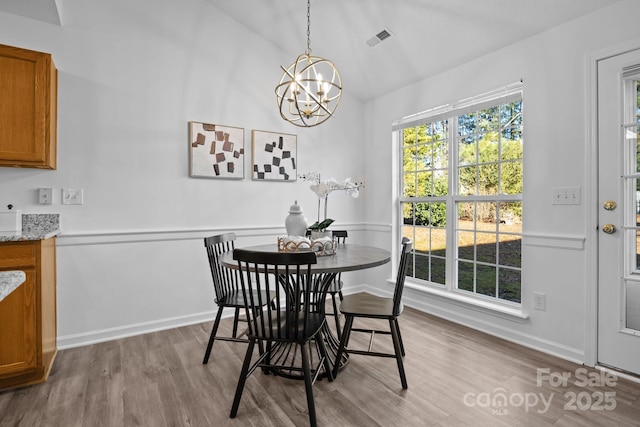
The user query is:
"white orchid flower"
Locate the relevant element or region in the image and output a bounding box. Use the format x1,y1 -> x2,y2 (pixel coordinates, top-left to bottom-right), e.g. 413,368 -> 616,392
325,177 -> 341,191
310,182 -> 331,198
300,172 -> 363,221
341,178 -> 360,198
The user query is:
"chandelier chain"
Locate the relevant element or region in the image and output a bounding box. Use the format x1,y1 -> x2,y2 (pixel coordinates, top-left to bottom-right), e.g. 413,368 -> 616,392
306,0 -> 311,55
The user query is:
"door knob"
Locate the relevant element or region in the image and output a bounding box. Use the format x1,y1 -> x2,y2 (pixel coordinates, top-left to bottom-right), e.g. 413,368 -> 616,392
603,201 -> 617,211
602,224 -> 617,234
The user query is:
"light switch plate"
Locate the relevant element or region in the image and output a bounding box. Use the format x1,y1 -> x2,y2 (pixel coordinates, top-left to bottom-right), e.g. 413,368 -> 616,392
38,188 -> 53,205
552,187 -> 581,205
62,188 -> 83,205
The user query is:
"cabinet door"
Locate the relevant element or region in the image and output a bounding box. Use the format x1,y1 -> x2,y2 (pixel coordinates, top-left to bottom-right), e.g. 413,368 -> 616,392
0,44 -> 57,169
0,268 -> 37,377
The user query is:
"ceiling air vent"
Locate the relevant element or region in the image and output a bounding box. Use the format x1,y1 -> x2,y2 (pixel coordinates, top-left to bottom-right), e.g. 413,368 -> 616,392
366,28 -> 392,47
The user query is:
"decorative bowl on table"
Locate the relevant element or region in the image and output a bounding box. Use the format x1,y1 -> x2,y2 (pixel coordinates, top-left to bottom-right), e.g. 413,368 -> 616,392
277,236 -> 337,256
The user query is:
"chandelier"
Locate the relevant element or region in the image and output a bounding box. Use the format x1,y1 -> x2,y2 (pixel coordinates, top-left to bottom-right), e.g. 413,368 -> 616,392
275,0 -> 342,127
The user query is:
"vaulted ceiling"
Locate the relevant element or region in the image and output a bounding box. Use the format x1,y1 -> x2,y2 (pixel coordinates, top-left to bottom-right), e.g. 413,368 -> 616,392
0,0 -> 622,101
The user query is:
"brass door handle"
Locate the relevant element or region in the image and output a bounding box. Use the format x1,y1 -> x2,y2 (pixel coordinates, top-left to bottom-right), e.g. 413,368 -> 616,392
602,224 -> 617,234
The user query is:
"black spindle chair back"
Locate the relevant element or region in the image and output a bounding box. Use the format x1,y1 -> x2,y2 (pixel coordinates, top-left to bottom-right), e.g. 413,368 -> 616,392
234,249 -> 323,342
202,233 -> 263,365
392,237 -> 412,316
205,233 -> 239,303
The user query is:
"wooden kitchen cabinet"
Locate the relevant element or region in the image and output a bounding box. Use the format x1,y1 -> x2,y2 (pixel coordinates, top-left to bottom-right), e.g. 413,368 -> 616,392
0,238 -> 57,391
0,44 -> 57,169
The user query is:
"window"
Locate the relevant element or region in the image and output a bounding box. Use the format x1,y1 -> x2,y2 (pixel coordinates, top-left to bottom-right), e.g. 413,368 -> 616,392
397,84 -> 523,304
622,67 -> 640,274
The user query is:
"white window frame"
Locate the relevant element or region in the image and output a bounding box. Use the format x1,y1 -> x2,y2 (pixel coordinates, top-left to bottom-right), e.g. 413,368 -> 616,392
393,82 -> 525,317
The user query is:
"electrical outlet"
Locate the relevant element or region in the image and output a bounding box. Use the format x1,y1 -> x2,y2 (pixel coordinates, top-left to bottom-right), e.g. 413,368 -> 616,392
62,188 -> 84,205
533,292 -> 546,311
38,188 -> 53,205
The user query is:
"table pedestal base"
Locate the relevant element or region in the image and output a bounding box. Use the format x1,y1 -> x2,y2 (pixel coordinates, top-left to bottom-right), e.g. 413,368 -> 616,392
257,322 -> 348,380
260,271 -> 348,380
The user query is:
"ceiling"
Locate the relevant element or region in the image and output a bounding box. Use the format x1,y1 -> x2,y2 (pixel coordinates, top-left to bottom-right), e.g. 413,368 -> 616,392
0,0 -> 622,101
0,0 -> 60,25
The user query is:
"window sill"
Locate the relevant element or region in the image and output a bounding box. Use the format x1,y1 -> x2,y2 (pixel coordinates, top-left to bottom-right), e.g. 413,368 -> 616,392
398,279 -> 530,324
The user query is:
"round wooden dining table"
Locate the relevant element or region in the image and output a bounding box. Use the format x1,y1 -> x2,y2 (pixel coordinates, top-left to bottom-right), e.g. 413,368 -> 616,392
220,243 -> 391,274
219,243 -> 391,378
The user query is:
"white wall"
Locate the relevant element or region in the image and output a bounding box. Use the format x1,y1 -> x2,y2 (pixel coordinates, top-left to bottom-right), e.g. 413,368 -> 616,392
364,0 -> 640,363
3,0 -> 640,366
0,0 -> 368,348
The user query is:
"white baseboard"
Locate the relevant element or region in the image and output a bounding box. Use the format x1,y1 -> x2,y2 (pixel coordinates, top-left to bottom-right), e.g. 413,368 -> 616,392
354,284 -> 585,365
58,286 -> 583,368
57,288 -> 374,350
57,309 -> 222,349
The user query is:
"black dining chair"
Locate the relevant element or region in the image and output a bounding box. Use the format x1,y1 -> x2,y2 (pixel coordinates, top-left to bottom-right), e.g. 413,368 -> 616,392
305,229 -> 348,340
328,230 -> 348,305
230,249 -> 333,427
202,233 -> 273,365
328,230 -> 347,340
332,237 -> 412,389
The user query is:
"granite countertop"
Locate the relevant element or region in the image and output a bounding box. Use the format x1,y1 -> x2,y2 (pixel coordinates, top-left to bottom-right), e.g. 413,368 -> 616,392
0,270 -> 26,302
0,214 -> 61,242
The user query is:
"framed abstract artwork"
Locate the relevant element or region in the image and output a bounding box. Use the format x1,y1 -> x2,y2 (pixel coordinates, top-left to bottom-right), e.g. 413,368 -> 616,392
189,122 -> 244,179
251,130 -> 297,181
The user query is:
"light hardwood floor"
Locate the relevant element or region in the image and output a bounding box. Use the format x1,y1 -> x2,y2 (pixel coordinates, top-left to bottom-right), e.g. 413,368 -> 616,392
1,303 -> 639,426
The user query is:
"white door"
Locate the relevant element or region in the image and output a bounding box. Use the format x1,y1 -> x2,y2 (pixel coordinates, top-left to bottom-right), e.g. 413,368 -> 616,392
597,47 -> 640,376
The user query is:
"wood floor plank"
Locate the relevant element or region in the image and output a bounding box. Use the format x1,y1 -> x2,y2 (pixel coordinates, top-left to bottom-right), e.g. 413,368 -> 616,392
1,306 -> 639,426
0,386 -> 43,426
124,382 -> 169,426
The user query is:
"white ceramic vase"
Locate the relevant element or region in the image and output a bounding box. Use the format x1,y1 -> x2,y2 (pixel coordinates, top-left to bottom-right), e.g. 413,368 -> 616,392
285,201 -> 308,237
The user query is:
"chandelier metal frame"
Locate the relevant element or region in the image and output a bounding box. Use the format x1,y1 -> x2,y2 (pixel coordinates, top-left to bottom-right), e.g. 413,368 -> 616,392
275,0 -> 342,127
